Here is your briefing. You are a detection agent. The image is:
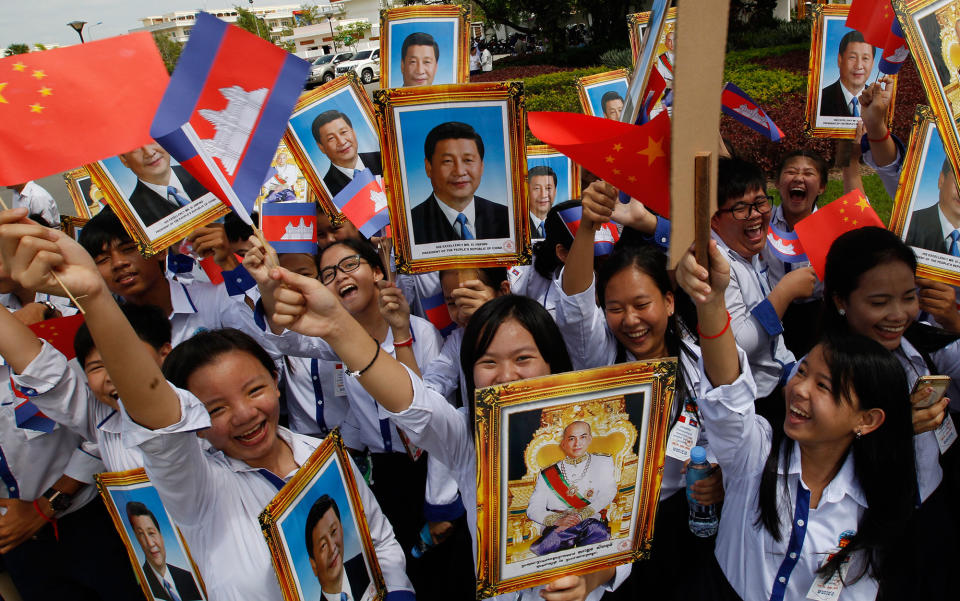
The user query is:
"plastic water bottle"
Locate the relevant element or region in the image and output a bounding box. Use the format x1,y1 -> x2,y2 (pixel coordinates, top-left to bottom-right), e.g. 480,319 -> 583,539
410,523 -> 435,558
686,446 -> 719,537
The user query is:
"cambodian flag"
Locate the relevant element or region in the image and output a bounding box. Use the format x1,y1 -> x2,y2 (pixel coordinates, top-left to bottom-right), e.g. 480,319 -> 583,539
11,378 -> 56,434
261,202 -> 318,254
721,83 -> 783,142
150,12 -> 310,225
558,206 -> 620,256
421,291 -> 456,337
331,169 -> 390,238
766,222 -> 808,263
879,18 -> 909,75
638,68 -> 667,125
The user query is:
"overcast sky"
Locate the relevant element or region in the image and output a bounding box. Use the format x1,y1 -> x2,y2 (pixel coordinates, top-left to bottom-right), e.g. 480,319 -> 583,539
0,1 -> 276,49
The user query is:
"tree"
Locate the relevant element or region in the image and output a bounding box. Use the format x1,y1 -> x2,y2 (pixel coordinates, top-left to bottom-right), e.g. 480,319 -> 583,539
5,43 -> 30,56
33,43 -> 47,52
469,0 -> 574,53
234,5 -> 273,42
294,3 -> 323,26
333,21 -> 372,52
153,33 -> 184,74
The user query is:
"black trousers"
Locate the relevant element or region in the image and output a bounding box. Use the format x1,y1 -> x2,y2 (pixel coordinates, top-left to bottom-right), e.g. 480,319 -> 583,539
2,496 -> 143,601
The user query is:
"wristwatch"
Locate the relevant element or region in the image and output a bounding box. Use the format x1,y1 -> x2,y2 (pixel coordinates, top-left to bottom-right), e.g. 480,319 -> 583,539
41,487 -> 73,513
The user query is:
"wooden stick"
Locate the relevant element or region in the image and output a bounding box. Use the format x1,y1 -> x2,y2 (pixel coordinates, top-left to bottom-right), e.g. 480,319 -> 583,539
694,152 -> 712,269
0,195 -> 86,314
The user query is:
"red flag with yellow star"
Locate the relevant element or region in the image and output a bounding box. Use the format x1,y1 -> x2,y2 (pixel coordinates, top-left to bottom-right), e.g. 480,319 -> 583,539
794,190 -> 884,279
27,313 -> 85,360
527,111 -> 671,217
0,33 -> 168,185
846,0 -> 895,48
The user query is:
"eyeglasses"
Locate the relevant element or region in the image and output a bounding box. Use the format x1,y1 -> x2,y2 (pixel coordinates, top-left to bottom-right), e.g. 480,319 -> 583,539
716,195 -> 773,220
319,255 -> 366,285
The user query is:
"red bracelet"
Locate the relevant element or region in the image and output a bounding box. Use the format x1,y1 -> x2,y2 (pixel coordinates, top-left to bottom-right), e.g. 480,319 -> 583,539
867,130 -> 891,143
393,336 -> 414,347
697,311 -> 732,340
32,499 -> 58,541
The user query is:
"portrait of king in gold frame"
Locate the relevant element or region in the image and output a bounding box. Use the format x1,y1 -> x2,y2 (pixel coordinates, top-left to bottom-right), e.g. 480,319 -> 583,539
805,4 -> 896,139
373,82 -> 529,274
626,8 -> 676,70
62,167 -> 106,220
474,360 -> 676,596
259,431 -> 385,601
889,107 -> 960,286
96,469 -> 207,601
380,4 -> 470,89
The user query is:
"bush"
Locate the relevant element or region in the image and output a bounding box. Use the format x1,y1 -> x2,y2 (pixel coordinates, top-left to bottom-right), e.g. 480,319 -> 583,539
522,66 -> 608,96
600,48 -> 633,71
727,18 -> 811,50
724,63 -> 806,104
493,44 -> 607,69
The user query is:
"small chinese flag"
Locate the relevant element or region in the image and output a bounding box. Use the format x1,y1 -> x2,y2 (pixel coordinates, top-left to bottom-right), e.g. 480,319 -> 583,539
28,313 -> 85,360
528,111 -> 671,217
794,190 -> 885,280
0,33 -> 169,185
846,0 -> 896,48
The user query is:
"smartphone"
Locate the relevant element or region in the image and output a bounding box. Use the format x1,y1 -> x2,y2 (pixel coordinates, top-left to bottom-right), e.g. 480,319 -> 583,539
911,375 -> 951,408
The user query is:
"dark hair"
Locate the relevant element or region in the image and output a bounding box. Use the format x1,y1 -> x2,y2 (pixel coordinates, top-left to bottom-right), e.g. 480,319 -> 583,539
401,32 -> 439,61
76,304 -> 171,369
319,237 -> 384,276
527,165 -> 557,186
821,227 -> 916,334
78,207 -> 134,258
717,156 -> 766,208
125,501 -> 160,530
777,149 -> 828,187
439,267 -> 508,292
424,122 -> 484,162
311,110 -> 353,146
224,211 -> 254,243
29,213 -> 52,228
304,494 -> 341,558
162,328 -> 277,389
942,158 -> 954,178
460,295 -> 572,405
600,90 -> 624,113
532,199 -> 579,279
756,332 -> 916,585
838,30 -> 877,58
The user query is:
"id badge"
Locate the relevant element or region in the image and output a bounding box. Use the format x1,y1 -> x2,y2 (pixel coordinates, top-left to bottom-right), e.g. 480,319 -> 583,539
334,364 -> 346,397
807,531 -> 852,600
665,399 -> 700,462
935,413 -> 958,454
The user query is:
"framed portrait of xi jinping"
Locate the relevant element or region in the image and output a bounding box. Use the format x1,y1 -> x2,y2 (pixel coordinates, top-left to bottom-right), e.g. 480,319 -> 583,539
284,73 -> 381,220
897,0 -> 960,199
85,144 -> 230,256
805,4 -> 898,139
889,106 -> 960,285
380,4 -> 470,89
97,469 -> 208,601
474,359 -> 677,597
526,145 -> 580,239
373,82 -> 529,273
260,430 -> 386,601
576,70 -> 630,121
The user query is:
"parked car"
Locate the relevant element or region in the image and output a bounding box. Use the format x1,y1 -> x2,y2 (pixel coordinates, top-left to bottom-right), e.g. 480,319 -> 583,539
335,49 -> 380,84
307,51 -> 354,86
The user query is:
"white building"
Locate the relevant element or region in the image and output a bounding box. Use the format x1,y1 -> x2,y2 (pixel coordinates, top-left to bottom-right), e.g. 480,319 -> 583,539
280,0 -> 387,59
135,4 -> 305,43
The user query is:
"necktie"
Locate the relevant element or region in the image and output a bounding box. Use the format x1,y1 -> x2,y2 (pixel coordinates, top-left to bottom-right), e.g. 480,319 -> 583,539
950,230 -> 960,257
162,580 -> 182,601
537,222 -> 544,238
353,168 -> 362,179
341,593 -> 349,601
456,213 -> 474,240
167,186 -> 191,207
850,97 -> 860,117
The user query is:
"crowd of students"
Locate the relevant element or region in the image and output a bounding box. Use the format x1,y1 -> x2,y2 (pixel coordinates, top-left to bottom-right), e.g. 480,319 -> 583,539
0,72 -> 957,601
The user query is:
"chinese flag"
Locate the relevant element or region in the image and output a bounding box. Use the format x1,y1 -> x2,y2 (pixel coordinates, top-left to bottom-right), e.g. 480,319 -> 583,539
0,33 -> 169,185
28,313 -> 85,360
528,111 -> 671,217
794,190 -> 885,280
846,0 -> 896,48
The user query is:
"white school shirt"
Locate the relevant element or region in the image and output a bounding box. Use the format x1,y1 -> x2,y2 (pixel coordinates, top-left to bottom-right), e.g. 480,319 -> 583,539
386,366 -> 631,601
12,340 -> 144,472
282,354 -> 352,438
11,180 -> 60,226
119,387 -> 412,601
423,327 -> 466,405
697,347 -> 878,601
509,264 -> 560,317
714,231 -> 796,397
552,271 -> 709,500
0,291 -> 78,316
265,316 -> 442,453
762,204 -> 823,301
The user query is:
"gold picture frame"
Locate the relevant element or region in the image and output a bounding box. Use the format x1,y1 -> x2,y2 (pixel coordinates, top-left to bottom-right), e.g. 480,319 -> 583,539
60,215 -> 88,241
283,72 -> 379,221
575,70 -> 631,119
626,7 -> 677,67
379,4 -> 471,89
372,81 -> 530,274
805,3 -> 898,139
474,359 -> 678,598
526,145 -> 582,210
85,153 -> 230,257
62,167 -> 105,220
888,105 -> 960,285
96,468 -> 208,601
257,140 -> 309,206
896,0 -> 960,192
259,429 -> 386,601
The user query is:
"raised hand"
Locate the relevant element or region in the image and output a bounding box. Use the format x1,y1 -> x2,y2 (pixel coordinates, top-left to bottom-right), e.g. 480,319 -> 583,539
675,239 -> 730,305
376,279 -> 411,335
188,223 -> 237,270
268,266 -> 349,339
581,181 -> 617,228
451,279 -> 496,323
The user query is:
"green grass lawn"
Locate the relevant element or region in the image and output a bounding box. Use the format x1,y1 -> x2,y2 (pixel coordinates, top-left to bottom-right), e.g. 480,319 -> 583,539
769,174 -> 893,226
